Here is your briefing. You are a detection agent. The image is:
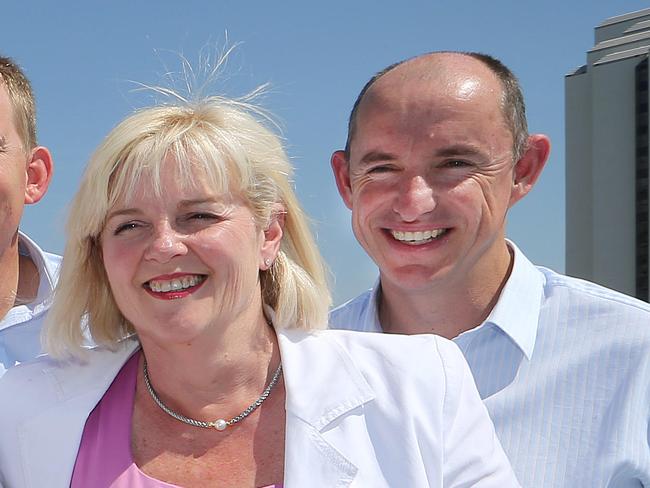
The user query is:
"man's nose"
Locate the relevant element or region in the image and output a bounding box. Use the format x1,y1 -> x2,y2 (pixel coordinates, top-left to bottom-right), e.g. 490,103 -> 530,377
392,175 -> 436,222
144,223 -> 188,262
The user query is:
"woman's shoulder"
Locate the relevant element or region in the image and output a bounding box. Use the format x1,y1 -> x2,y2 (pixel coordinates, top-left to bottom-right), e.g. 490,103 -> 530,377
321,328 -> 465,366
280,328 -> 467,395
0,340 -> 139,421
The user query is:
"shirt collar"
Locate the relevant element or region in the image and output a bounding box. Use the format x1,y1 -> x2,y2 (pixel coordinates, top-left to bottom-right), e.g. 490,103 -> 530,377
483,240 -> 545,360
362,277 -> 383,333
369,240 -> 545,360
17,231 -> 57,303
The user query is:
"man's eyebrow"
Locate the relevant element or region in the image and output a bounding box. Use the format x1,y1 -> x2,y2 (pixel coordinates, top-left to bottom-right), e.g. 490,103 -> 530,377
434,144 -> 484,158
358,151 -> 398,166
357,145 -> 486,165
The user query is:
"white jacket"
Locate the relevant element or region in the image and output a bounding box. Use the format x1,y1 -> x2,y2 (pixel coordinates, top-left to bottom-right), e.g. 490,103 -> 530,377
0,329 -> 518,487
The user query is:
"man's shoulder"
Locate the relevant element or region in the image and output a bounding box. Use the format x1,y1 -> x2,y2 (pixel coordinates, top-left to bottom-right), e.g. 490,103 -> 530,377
329,288 -> 375,330
537,267 -> 650,352
539,266 -> 650,315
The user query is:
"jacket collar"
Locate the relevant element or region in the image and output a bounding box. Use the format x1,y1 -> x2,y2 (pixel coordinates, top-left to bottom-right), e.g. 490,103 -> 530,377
278,328 -> 375,486
278,328 -> 375,428
18,340 -> 139,487
19,331 -> 375,487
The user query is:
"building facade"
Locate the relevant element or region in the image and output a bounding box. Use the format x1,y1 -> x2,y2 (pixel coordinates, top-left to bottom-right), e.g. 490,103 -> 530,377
566,8 -> 650,301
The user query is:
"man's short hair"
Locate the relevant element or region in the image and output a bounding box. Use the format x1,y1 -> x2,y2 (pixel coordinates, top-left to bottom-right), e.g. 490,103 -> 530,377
0,55 -> 37,151
344,51 -> 529,162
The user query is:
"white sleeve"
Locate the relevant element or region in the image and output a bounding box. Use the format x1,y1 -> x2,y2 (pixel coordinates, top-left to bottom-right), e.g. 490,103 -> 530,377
435,337 -> 521,488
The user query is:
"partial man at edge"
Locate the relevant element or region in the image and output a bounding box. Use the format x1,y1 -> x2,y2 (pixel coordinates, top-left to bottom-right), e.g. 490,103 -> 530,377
0,55 -> 57,377
329,51 -> 650,487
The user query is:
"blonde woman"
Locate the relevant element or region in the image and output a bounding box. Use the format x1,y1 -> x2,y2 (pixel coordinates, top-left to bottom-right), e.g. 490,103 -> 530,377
0,93 -> 518,487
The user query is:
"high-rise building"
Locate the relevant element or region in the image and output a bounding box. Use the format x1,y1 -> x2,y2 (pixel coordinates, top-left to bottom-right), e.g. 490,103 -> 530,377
566,8 -> 650,301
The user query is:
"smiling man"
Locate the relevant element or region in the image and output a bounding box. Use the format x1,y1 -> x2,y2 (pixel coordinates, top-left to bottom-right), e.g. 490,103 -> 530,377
0,55 -> 57,377
330,52 -> 650,487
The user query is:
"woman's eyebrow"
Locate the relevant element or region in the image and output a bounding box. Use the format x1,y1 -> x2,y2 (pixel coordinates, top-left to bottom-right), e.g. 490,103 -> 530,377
105,208 -> 141,221
177,197 -> 222,208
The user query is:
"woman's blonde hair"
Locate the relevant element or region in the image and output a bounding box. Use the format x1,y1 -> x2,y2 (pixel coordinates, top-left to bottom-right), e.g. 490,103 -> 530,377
45,94 -> 331,357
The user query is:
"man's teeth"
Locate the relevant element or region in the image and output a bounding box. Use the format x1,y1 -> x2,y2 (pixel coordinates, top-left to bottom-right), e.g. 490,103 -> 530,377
148,275 -> 205,293
391,229 -> 446,243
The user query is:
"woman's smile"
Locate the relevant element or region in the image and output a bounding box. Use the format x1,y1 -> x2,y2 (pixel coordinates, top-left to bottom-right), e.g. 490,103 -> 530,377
144,273 -> 207,299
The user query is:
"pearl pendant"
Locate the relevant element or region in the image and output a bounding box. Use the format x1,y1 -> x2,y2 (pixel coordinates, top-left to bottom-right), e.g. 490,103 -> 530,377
214,419 -> 228,431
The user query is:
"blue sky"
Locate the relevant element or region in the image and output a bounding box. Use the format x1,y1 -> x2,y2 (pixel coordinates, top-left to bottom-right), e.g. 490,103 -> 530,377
3,0 -> 648,304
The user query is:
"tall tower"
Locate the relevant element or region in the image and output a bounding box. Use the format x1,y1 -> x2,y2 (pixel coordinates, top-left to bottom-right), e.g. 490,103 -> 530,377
566,8 -> 650,301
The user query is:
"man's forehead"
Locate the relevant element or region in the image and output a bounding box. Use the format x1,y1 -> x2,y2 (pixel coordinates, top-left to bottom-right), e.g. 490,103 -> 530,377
366,56 -> 499,105
352,56 -> 505,138
0,81 -> 17,141
0,81 -> 12,112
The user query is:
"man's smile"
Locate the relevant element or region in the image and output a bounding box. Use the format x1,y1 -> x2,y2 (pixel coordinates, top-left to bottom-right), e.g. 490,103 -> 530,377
389,228 -> 448,245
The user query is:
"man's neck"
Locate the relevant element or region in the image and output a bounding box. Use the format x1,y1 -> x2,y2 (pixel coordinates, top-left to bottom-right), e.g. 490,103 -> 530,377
378,241 -> 514,340
16,253 -> 39,305
0,242 -> 20,319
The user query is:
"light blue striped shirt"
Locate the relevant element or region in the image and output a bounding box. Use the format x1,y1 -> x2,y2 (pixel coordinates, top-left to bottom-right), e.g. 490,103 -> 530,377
330,242 -> 650,487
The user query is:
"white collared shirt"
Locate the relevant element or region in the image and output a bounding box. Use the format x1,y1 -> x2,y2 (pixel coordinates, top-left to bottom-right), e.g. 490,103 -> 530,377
330,241 -> 650,487
0,232 -> 61,377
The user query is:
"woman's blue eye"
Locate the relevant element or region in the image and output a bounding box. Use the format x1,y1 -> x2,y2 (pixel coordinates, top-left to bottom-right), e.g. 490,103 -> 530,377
189,213 -> 218,220
114,222 -> 140,235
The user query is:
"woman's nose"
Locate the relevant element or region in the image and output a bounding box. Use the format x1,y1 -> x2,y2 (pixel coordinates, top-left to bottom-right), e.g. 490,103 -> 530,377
144,223 -> 188,262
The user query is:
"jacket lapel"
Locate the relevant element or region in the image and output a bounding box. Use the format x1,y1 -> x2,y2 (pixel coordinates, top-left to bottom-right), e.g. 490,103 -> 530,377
18,340 -> 139,487
278,329 -> 375,487
17,332 -> 373,487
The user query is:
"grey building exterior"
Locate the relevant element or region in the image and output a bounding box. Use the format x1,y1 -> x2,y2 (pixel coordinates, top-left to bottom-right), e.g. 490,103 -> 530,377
566,8 -> 650,301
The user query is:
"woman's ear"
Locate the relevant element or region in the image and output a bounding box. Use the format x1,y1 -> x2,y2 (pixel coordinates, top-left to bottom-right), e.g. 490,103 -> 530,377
260,205 -> 285,270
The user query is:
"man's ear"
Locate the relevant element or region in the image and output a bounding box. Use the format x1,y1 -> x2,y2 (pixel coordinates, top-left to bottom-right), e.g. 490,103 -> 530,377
260,205 -> 285,270
331,150 -> 353,210
509,134 -> 551,207
24,146 -> 53,205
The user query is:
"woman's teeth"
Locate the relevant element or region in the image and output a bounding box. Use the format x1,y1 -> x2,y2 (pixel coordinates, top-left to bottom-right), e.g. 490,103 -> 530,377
147,275 -> 205,293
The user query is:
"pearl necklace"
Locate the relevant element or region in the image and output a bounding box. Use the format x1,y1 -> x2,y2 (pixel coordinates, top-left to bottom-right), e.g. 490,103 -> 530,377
142,356 -> 283,431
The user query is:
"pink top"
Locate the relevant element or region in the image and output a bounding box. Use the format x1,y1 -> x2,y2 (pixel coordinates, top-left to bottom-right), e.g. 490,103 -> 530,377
71,351 -> 281,488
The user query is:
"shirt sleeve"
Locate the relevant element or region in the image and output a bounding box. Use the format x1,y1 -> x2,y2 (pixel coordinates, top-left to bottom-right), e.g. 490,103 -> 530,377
435,337 -> 521,487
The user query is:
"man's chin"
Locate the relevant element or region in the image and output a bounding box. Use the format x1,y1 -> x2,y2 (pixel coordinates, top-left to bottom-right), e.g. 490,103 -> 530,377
380,263 -> 452,292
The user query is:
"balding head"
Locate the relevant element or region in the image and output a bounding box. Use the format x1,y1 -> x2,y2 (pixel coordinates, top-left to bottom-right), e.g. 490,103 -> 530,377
345,52 -> 529,162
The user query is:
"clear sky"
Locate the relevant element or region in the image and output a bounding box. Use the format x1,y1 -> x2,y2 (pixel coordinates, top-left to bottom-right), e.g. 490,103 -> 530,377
3,0 -> 648,304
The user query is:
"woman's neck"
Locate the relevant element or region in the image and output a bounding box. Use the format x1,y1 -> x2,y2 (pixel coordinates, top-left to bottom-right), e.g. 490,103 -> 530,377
137,308 -> 281,422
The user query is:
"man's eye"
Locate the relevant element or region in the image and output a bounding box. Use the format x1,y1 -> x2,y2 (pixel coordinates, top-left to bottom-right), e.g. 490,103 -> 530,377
367,165 -> 394,174
443,160 -> 469,168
